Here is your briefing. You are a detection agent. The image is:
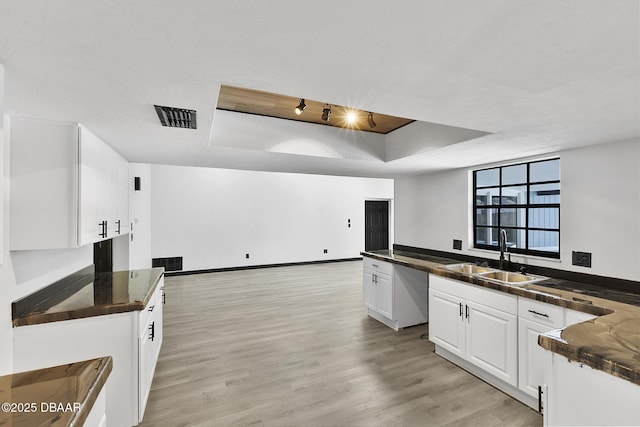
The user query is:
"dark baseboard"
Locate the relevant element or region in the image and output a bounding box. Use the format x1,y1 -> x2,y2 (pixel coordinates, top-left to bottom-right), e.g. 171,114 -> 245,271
164,257 -> 363,277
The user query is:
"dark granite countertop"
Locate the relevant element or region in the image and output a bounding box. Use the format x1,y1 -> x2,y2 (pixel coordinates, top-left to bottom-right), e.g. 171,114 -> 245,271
0,356 -> 112,427
12,267 -> 164,327
361,249 -> 640,386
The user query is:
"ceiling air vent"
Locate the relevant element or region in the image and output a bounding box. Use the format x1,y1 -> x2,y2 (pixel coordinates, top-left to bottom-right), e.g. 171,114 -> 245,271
154,105 -> 197,129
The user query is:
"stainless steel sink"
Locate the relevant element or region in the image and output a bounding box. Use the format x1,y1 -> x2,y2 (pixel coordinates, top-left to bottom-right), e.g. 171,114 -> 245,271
442,263 -> 547,286
478,271 -> 544,284
444,263 -> 494,274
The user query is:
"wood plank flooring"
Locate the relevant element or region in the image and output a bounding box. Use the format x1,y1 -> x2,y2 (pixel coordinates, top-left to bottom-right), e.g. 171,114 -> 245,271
140,261 -> 542,427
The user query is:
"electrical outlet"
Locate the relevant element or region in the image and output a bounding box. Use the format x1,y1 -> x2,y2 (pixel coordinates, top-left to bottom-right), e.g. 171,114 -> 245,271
453,239 -> 462,250
323,249 -> 328,254
245,253 -> 250,259
572,251 -> 591,268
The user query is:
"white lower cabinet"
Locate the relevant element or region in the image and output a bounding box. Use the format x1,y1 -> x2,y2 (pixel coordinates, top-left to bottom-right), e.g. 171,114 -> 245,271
429,274 -> 518,387
517,297 -> 597,410
363,257 -> 427,330
517,298 -> 565,404
13,279 -> 164,427
138,287 -> 163,421
543,351 -> 640,427
428,288 -> 465,358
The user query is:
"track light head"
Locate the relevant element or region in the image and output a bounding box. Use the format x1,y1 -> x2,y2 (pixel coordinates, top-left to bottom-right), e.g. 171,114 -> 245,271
321,104 -> 331,121
294,99 -> 306,115
367,112 -> 376,128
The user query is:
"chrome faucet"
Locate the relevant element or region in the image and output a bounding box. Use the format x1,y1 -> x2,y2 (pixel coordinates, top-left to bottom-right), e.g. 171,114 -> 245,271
499,228 -> 508,270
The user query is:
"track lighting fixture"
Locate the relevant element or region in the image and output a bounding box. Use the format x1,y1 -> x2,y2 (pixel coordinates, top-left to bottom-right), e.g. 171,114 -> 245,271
367,112 -> 376,128
294,98 -> 306,115
321,104 -> 331,122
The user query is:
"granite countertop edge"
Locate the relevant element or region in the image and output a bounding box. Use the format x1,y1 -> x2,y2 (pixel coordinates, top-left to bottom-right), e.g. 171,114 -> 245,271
13,267 -> 164,327
361,250 -> 640,387
0,356 -> 113,427
70,356 -> 113,427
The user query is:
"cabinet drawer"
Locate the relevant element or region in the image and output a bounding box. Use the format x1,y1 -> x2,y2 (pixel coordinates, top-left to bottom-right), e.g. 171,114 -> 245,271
363,257 -> 393,275
518,297 -> 564,329
430,274 -> 516,315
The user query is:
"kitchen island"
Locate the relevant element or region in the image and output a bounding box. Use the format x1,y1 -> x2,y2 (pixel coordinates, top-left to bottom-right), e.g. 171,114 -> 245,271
362,248 -> 640,425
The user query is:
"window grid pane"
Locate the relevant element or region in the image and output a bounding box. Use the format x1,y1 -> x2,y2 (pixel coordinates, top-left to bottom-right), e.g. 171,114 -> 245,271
473,159 -> 560,258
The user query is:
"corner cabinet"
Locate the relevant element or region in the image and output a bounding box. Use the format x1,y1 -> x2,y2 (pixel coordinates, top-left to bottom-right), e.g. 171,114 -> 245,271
9,116 -> 129,250
429,274 -> 518,387
363,257 -> 427,330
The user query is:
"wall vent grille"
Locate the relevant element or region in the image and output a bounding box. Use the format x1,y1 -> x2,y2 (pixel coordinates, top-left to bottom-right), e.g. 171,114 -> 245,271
154,105 -> 197,129
152,256 -> 183,272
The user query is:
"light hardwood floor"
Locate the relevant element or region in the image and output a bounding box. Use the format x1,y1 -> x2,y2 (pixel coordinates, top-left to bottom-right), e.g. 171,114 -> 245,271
140,261 -> 542,427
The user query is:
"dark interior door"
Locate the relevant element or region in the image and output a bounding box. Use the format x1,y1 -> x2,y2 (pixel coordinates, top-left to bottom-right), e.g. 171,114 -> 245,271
365,200 -> 389,251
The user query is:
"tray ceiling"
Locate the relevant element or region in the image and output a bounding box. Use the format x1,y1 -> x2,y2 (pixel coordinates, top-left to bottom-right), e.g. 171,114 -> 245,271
216,85 -> 414,135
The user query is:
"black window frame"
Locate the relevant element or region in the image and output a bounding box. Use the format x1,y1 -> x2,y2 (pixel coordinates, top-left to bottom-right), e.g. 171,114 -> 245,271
473,158 -> 560,259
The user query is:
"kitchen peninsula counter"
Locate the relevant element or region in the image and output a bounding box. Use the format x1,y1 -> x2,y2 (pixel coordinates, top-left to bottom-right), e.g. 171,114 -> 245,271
361,249 -> 640,386
12,267 -> 164,327
0,357 -> 112,427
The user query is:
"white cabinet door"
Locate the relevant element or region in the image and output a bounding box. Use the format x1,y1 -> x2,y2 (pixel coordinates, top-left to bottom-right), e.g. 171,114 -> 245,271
428,288 -> 465,358
138,320 -> 156,422
363,270 -> 376,310
78,126 -> 104,246
518,317 -> 549,398
9,117 -> 79,250
375,272 -> 393,320
138,283 -> 163,423
79,126 -> 130,245
466,300 -> 518,386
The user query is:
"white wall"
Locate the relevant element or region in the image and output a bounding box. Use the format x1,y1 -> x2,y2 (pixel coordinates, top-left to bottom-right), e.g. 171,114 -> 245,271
0,65 -> 12,374
150,165 -> 394,271
129,163 -> 152,269
395,139 -> 640,281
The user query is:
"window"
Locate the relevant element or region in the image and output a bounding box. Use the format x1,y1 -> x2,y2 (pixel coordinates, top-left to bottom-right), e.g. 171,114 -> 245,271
473,158 -> 560,258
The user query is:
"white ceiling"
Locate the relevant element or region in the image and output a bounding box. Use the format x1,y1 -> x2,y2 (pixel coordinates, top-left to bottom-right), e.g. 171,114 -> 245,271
0,0 -> 638,178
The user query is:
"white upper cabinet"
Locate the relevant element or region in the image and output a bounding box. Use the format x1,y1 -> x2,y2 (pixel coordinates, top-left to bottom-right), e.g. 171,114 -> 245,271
77,125 -> 129,246
10,117 -> 129,250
